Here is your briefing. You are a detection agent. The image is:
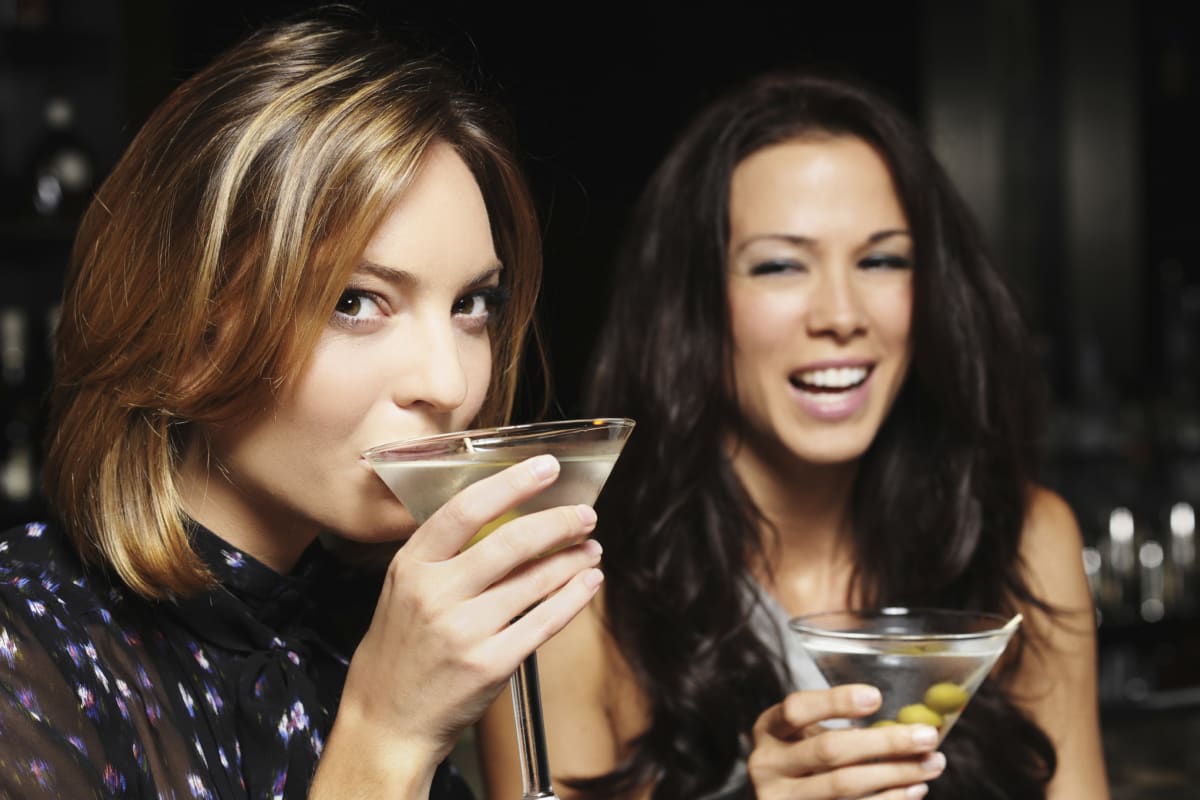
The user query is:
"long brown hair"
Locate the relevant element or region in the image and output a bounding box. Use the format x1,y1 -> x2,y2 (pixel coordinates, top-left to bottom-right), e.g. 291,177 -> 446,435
43,7 -> 542,600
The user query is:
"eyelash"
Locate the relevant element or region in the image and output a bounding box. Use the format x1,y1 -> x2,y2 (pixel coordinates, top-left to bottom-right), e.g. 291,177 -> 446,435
860,254 -> 913,270
749,260 -> 804,276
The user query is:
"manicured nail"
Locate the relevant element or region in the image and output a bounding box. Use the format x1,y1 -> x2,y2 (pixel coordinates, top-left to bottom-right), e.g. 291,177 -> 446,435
530,455 -> 558,480
907,784 -> 929,798
581,538 -> 603,556
582,568 -> 604,589
919,752 -> 946,774
853,686 -> 881,709
576,505 -> 597,526
911,725 -> 938,746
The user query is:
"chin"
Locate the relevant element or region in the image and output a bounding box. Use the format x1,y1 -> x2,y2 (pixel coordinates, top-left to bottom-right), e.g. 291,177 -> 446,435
784,432 -> 876,467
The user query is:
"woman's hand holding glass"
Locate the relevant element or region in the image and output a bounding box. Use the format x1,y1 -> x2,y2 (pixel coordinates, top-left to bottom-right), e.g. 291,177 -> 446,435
315,454 -> 602,796
748,685 -> 947,800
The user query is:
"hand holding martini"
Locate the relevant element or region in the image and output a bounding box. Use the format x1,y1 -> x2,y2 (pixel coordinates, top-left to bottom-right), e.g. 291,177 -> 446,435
363,418 -> 635,800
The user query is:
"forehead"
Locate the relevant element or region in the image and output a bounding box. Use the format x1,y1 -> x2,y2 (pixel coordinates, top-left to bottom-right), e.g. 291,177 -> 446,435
362,142 -> 497,272
728,136 -> 907,239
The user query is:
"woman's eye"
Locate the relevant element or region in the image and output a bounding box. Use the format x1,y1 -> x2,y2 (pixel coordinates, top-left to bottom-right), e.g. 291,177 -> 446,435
748,259 -> 805,276
332,290 -> 384,325
453,286 -> 509,325
860,253 -> 913,270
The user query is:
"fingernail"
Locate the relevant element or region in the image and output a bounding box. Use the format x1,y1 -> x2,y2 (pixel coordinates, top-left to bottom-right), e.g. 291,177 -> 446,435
582,568 -> 604,589
530,455 -> 558,480
911,725 -> 938,746
581,538 -> 603,557
919,752 -> 946,774
576,505 -> 597,526
853,686 -> 881,709
907,784 -> 929,798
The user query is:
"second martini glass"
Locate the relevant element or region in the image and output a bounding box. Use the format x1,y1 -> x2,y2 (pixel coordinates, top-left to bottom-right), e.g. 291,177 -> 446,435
363,417 -> 635,800
789,608 -> 1022,743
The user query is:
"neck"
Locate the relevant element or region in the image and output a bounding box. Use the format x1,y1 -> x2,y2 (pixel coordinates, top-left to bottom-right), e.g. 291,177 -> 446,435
177,440 -> 317,573
726,429 -> 859,614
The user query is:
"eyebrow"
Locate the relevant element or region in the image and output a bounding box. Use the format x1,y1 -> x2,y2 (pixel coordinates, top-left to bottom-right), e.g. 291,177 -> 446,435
355,259 -> 504,288
732,228 -> 912,255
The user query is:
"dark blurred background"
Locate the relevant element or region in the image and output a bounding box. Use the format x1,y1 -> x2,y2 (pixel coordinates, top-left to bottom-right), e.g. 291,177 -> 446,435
1,1 -> 1197,796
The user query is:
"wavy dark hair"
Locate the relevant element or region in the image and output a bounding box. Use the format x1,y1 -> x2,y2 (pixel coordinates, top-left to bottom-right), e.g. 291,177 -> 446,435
575,72 -> 1057,798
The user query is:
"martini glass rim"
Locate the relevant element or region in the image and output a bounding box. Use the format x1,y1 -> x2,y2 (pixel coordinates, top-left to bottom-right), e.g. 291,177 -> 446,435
789,606 -> 1022,641
361,417 -> 636,460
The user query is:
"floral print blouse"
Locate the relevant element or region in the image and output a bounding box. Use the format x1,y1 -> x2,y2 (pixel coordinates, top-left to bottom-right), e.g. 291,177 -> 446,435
0,520 -> 473,799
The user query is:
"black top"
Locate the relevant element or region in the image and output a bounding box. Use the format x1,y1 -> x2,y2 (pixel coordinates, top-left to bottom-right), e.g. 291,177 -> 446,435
0,520 -> 473,799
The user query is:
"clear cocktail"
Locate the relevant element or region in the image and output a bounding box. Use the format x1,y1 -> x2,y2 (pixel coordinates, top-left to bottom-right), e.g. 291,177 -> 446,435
789,608 -> 1021,743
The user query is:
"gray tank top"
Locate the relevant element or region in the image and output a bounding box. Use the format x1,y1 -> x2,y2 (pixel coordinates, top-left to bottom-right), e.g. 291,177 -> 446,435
698,581 -> 828,800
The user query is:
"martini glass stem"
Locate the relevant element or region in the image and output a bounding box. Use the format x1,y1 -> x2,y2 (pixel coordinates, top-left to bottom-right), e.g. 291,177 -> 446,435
510,652 -> 558,799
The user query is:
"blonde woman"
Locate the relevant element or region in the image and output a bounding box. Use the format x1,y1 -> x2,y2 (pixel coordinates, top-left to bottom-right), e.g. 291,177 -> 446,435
0,8 -> 602,799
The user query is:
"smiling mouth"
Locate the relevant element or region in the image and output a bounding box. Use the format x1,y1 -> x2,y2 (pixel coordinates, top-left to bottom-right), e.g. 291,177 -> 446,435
789,365 -> 872,393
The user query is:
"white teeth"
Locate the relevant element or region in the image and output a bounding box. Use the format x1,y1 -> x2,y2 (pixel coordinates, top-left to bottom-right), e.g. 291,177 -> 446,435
796,366 -> 869,389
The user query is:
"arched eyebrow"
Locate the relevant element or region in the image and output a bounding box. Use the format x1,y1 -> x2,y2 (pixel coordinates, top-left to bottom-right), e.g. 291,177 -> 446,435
867,229 -> 912,244
731,234 -> 816,257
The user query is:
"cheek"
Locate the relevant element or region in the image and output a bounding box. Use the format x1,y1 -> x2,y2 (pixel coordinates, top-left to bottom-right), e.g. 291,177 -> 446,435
729,289 -> 796,357
285,349 -> 380,436
876,284 -> 914,349
460,335 -> 494,417
858,277 -> 913,340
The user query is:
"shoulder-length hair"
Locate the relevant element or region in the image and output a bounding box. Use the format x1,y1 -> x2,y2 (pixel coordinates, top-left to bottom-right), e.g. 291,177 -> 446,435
581,71 -> 1054,798
43,8 -> 542,601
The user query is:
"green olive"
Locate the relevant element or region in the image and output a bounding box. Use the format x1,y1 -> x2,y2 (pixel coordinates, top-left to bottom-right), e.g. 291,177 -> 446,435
897,703 -> 944,727
923,682 -> 969,714
870,719 -> 898,728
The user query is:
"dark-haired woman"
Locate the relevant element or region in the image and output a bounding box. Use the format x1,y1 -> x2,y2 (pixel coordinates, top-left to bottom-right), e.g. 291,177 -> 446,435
478,72 -> 1108,799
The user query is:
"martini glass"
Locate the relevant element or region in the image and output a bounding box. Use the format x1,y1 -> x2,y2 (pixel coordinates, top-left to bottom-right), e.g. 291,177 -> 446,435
789,608 -> 1021,743
362,417 -> 635,799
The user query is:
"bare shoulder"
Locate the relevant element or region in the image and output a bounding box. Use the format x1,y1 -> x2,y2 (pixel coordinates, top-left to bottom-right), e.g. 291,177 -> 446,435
1019,486 -> 1091,611
1013,486 -> 1111,798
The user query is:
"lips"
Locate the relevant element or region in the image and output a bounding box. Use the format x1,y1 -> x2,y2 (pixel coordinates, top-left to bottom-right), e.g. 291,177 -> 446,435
788,363 -> 875,421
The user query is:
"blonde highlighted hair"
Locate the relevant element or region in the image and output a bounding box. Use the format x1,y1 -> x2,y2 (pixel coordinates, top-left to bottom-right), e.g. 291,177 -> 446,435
43,8 -> 543,600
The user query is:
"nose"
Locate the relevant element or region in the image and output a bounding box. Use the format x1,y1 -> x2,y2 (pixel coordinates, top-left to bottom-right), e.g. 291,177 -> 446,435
391,316 -> 470,412
806,266 -> 867,342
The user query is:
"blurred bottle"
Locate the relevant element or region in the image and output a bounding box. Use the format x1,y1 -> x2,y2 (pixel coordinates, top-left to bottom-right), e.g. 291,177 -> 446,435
1102,506 -> 1138,620
1,306 -> 35,504
1167,501 -> 1196,615
27,95 -> 94,220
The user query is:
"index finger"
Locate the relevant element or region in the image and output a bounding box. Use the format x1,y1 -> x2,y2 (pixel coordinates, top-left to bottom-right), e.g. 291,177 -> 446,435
401,454 -> 561,561
760,685 -> 882,741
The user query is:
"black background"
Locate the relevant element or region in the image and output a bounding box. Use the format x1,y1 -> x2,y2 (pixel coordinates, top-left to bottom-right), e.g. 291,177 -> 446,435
110,0 -> 926,417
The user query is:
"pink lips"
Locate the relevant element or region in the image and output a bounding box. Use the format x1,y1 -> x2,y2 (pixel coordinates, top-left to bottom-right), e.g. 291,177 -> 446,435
788,362 -> 874,422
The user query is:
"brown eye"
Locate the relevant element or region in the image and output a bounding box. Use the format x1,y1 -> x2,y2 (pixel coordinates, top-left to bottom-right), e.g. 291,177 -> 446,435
335,292 -> 363,317
331,290 -> 384,328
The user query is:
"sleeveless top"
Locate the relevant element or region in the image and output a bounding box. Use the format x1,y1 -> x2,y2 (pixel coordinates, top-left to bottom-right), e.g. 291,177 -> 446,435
699,580 -> 827,800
